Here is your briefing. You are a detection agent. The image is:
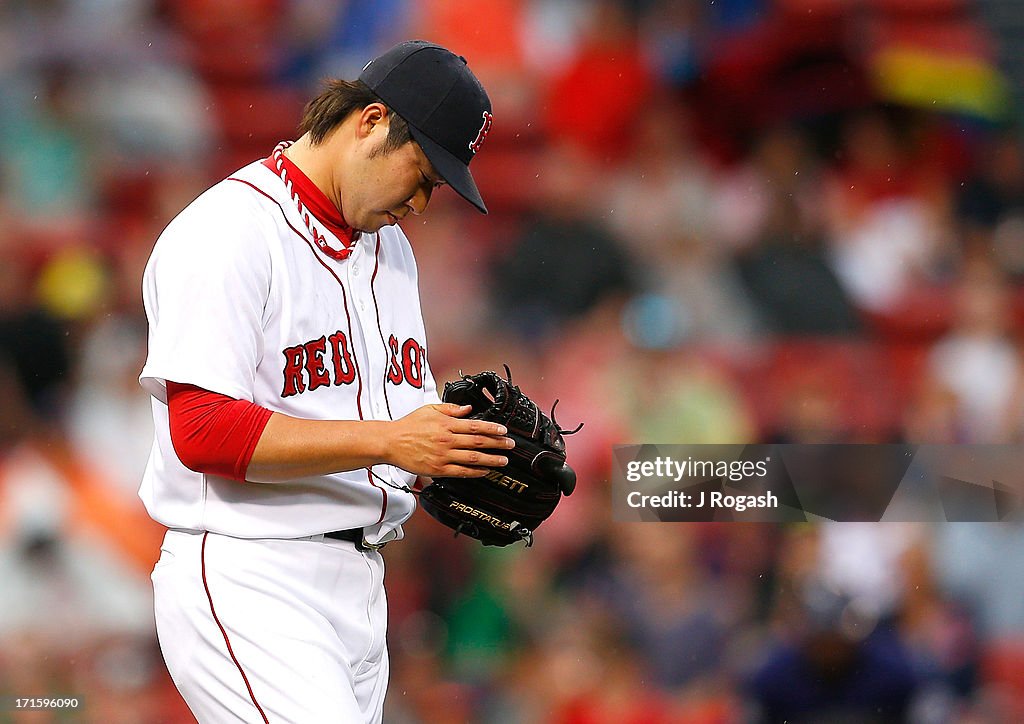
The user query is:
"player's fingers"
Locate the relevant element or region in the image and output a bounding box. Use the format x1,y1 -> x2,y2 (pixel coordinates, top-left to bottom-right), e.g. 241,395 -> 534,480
451,433 -> 515,450
449,417 -> 508,436
432,403 -> 474,417
450,450 -> 509,468
435,465 -> 491,478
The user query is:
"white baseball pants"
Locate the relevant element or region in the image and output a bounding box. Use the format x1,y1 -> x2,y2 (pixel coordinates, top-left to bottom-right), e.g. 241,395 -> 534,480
152,529 -> 389,723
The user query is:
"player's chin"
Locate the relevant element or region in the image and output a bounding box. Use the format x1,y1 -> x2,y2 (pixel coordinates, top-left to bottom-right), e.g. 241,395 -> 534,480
360,212 -> 399,233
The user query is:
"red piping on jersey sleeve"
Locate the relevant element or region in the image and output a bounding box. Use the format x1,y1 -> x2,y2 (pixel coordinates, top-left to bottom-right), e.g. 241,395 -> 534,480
166,381 -> 274,482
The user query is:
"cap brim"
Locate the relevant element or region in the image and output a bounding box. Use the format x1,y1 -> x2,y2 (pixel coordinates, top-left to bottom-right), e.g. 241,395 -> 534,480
409,126 -> 487,214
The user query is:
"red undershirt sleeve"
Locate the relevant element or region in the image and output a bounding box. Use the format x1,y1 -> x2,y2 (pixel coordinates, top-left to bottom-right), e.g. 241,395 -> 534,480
166,381 -> 274,482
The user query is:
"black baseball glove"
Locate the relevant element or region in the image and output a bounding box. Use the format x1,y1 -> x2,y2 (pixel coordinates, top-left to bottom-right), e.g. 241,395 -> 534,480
417,367 -> 581,546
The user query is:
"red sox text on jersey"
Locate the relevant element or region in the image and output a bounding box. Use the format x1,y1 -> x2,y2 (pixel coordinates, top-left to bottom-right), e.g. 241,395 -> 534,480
282,331 -> 425,397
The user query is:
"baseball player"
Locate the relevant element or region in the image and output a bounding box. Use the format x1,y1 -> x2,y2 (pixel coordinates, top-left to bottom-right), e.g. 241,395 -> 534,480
139,41 -> 507,723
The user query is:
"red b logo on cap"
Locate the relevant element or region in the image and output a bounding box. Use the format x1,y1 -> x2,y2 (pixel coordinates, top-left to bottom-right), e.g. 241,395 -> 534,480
469,111 -> 493,155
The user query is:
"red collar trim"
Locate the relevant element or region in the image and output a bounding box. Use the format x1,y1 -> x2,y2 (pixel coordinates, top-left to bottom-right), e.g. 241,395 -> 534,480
262,149 -> 357,258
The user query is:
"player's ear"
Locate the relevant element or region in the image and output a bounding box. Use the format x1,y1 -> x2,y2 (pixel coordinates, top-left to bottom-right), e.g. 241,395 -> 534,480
357,103 -> 389,141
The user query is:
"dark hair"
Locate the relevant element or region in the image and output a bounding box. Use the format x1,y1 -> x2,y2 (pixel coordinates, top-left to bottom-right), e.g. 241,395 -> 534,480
298,79 -> 412,153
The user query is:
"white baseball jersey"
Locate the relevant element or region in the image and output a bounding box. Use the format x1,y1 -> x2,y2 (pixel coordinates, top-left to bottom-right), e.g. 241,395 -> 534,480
139,158 -> 439,546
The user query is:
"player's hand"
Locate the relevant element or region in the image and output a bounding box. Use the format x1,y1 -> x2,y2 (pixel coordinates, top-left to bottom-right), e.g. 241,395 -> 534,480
384,403 -> 514,477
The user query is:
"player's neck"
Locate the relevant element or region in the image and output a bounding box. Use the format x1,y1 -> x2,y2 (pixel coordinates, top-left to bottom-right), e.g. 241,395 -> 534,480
283,136 -> 345,215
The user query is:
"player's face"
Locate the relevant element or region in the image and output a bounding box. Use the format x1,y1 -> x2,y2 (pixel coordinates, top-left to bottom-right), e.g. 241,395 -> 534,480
343,130 -> 446,233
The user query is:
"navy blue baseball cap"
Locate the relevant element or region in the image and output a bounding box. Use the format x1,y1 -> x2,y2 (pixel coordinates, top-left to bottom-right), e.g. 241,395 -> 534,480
359,40 -> 492,214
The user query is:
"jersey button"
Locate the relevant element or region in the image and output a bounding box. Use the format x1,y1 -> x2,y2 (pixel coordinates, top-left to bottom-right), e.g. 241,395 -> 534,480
353,264 -> 360,274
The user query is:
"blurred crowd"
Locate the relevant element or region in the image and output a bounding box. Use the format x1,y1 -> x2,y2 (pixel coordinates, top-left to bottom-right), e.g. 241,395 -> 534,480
2,0 -> 1024,722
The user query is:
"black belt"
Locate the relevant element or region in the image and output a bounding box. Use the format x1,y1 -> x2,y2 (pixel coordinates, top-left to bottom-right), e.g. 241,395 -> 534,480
324,528 -> 385,551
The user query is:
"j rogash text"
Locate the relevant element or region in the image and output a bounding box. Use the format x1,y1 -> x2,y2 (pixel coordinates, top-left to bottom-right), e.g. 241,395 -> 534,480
627,489 -> 779,511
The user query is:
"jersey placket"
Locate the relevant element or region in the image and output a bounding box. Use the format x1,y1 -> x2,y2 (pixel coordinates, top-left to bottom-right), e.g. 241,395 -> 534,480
342,241 -> 388,422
